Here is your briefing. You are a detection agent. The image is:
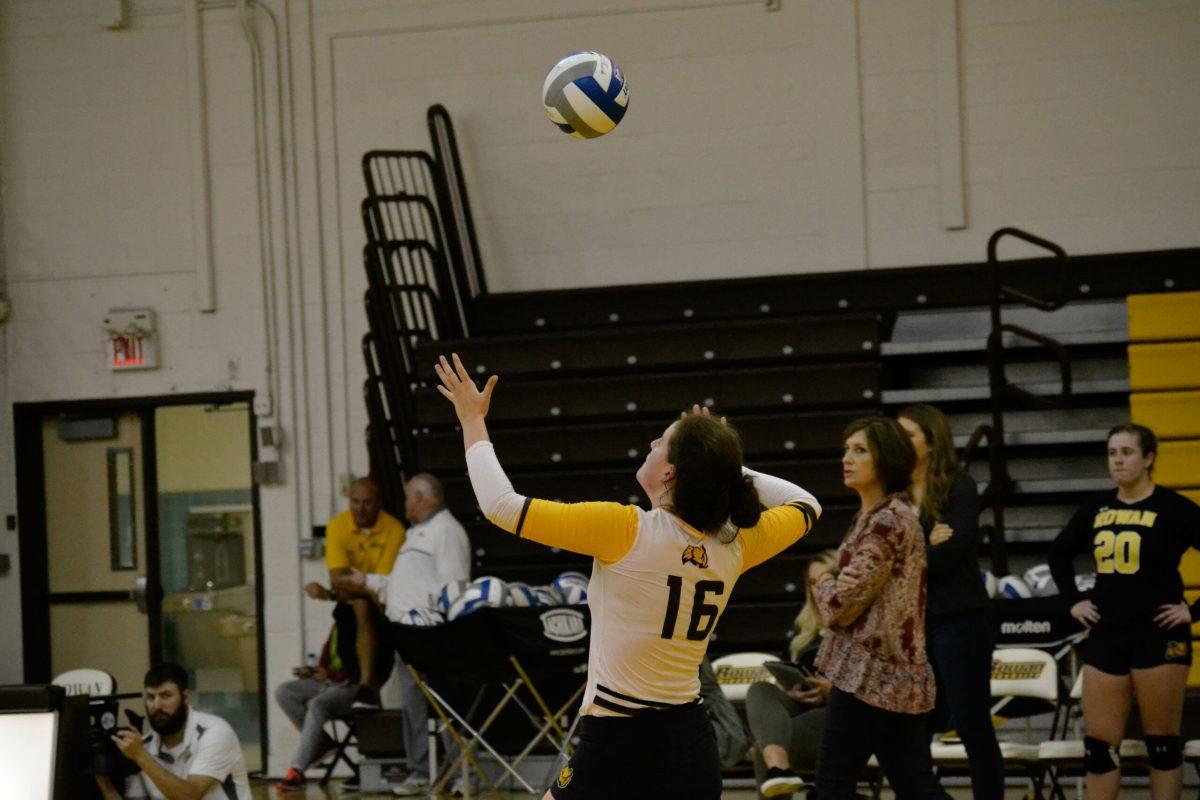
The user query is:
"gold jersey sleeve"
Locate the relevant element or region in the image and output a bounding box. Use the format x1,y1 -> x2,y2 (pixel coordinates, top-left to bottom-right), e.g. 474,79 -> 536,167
737,501 -> 818,573
508,500 -> 640,564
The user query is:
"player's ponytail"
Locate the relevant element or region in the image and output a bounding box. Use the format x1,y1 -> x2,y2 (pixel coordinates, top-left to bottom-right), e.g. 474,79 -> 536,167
668,414 -> 760,535
728,473 -> 763,529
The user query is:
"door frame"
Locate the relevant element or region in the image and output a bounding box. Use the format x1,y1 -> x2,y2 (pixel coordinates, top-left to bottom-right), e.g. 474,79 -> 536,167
14,391 -> 266,762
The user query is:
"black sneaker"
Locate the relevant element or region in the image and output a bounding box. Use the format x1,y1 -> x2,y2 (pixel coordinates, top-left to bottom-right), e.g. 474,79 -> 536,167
351,685 -> 380,710
339,774 -> 360,793
761,766 -> 807,797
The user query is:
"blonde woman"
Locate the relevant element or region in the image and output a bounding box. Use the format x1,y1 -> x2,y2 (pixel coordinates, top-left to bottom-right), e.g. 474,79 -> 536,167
745,549 -> 839,797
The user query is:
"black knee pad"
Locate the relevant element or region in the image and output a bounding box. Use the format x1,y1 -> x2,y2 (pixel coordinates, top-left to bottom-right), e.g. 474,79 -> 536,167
1084,736 -> 1120,774
1146,735 -> 1183,771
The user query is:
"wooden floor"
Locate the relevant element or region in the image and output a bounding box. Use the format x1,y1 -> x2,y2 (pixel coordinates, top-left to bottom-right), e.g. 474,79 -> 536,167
246,777 -> 1170,799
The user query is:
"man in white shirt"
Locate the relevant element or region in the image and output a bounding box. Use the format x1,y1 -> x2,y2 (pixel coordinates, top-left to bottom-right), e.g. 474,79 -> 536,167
95,663 -> 251,800
335,473 -> 471,796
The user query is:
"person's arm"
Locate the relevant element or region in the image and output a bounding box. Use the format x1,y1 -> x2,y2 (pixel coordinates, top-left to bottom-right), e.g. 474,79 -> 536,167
436,353 -> 640,562
111,731 -> 217,800
925,473 -> 981,578
812,512 -> 900,628
1184,498 -> 1200,620
467,441 -> 638,562
95,775 -> 124,800
1049,501 -> 1095,605
736,467 -> 821,572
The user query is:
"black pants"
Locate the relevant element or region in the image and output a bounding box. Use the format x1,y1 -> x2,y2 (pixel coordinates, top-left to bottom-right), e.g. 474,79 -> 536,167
549,704 -> 721,800
926,610 -> 1005,800
816,687 -> 950,800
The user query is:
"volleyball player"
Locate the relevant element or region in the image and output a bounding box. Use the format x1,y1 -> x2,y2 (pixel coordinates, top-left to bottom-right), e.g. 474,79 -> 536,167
433,354 -> 821,800
1049,423 -> 1200,800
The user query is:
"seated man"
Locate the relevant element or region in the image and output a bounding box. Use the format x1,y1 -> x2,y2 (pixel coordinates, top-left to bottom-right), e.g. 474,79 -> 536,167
273,596 -> 391,793
321,477 -> 406,709
95,663 -> 251,800
335,473 -> 470,797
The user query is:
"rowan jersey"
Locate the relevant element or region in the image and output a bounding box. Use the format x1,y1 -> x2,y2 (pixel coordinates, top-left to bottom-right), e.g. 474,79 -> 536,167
460,437 -> 819,717
1049,486 -> 1200,624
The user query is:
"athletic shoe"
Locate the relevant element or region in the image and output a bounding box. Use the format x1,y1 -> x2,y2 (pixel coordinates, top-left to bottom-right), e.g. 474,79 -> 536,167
761,766 -> 807,797
351,684 -> 380,710
391,775 -> 430,796
274,767 -> 306,793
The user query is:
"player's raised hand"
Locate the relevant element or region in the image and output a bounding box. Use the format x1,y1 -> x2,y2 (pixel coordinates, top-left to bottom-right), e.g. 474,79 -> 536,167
683,403 -> 727,425
434,354 -> 498,423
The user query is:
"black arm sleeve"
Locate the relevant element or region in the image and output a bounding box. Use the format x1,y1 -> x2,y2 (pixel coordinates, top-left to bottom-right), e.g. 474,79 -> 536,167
926,473 -> 981,579
1049,501 -> 1095,605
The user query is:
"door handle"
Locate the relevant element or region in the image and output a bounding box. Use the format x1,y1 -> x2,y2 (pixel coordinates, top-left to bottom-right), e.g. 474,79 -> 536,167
131,576 -> 148,613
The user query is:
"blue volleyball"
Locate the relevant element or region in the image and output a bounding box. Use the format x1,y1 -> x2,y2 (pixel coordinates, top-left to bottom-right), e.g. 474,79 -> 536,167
542,51 -> 629,139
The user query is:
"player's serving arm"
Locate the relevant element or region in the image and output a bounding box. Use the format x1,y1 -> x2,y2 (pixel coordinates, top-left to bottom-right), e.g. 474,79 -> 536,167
433,353 -> 820,800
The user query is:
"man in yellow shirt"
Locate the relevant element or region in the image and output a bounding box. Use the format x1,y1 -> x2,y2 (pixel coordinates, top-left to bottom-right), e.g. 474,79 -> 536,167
314,477 -> 404,708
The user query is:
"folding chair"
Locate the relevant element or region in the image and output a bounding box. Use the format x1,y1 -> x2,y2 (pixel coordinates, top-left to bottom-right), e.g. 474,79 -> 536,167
391,607 -> 589,797
928,647 -> 1061,797
710,652 -> 776,702
1039,671 -> 1147,800
319,715 -> 359,787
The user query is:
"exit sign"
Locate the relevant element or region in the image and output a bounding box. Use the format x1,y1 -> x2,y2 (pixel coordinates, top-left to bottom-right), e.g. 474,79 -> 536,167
103,309 -> 159,371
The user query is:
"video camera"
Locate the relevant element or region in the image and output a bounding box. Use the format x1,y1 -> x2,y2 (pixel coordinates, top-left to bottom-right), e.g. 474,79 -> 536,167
81,692 -> 144,779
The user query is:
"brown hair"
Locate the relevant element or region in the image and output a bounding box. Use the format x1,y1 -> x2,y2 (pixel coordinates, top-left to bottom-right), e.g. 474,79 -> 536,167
1107,423 -> 1158,475
899,404 -> 962,523
667,414 -> 761,534
842,416 -> 916,496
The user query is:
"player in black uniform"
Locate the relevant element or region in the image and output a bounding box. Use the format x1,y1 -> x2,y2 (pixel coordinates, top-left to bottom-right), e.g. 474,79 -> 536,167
1049,423 -> 1200,800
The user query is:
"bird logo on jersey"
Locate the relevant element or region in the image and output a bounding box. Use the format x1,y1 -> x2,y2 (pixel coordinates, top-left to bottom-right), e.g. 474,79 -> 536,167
1166,641 -> 1189,661
681,544 -> 709,568
557,767 -> 574,788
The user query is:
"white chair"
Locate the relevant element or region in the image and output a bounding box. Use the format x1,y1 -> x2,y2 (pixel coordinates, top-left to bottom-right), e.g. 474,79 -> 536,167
51,668 -> 116,698
709,652 -> 776,703
930,647 -> 1061,794
1039,671 -> 1147,800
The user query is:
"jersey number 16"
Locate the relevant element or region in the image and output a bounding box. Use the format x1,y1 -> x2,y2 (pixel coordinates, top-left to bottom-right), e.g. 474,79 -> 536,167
660,576 -> 725,641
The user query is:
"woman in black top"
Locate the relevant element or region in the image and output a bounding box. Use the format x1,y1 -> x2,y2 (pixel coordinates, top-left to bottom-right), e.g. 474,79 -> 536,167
898,404 -> 1003,800
1050,424 -> 1200,800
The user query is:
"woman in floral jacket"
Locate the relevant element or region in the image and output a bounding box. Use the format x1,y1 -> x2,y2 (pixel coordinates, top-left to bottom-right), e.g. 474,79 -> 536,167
807,417 -> 949,800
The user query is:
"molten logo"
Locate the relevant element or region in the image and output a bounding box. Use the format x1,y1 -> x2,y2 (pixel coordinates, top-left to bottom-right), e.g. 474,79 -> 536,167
681,544 -> 709,568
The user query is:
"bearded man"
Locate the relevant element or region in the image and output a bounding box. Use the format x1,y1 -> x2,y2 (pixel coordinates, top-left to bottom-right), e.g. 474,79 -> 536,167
95,662 -> 251,800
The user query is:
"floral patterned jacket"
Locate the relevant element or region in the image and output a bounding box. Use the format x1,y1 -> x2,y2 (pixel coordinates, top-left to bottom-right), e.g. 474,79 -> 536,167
813,494 -> 936,714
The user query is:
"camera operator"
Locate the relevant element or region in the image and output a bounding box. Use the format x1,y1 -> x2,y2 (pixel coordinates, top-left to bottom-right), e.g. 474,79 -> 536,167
95,663 -> 251,800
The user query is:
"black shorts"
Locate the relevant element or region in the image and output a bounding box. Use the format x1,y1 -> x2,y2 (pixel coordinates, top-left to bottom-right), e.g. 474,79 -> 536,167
1084,620 -> 1192,675
549,704 -> 721,800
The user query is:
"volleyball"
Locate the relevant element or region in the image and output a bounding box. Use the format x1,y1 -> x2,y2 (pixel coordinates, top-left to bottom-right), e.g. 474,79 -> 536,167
980,568 -> 997,598
447,577 -> 505,620
434,580 -> 467,616
532,586 -> 561,607
505,582 -> 538,607
997,574 -> 1034,600
399,607 -> 443,627
552,571 -> 589,605
1023,564 -> 1058,597
542,51 -> 629,139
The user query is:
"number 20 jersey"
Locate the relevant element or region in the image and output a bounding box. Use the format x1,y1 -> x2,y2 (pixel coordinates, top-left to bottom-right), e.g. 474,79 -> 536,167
1050,486 -> 1200,625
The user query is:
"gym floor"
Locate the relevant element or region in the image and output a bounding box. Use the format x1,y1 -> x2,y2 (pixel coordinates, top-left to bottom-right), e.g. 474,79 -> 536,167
244,780 -> 1166,798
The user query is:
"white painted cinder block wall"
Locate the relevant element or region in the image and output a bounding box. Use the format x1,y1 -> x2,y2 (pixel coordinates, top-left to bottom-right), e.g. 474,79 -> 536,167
0,0 -> 1196,773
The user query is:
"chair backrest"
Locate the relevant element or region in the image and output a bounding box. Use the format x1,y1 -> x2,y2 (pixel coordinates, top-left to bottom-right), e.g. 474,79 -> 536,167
710,652 -> 776,703
990,647 -> 1058,703
1069,670 -> 1083,700
51,668 -> 117,698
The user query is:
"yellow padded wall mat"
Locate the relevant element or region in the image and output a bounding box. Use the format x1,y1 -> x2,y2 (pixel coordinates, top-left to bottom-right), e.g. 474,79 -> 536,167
1131,391 -> 1200,439
1128,343 -> 1200,391
1128,291 -> 1200,342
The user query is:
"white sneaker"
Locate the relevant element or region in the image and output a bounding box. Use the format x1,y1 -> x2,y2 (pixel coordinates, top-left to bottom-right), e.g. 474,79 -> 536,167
391,775 -> 429,796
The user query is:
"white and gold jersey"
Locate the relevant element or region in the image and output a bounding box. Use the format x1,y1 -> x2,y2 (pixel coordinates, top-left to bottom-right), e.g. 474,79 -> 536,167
466,441 -> 819,717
